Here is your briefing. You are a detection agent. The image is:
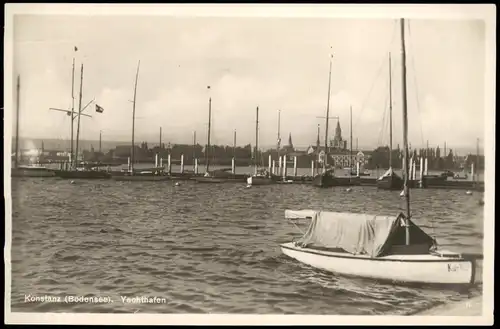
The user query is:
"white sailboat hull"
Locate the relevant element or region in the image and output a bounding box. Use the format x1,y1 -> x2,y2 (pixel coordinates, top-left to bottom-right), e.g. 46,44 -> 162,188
280,242 -> 475,285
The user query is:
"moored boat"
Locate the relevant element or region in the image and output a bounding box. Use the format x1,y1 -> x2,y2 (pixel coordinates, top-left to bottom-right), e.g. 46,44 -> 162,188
54,169 -> 111,179
12,165 -> 55,178
280,210 -> 479,285
350,169 -> 370,177
280,19 -> 483,286
11,76 -> 56,178
312,169 -> 360,187
376,168 -> 404,190
246,173 -> 275,186
246,106 -> 276,187
111,166 -> 170,181
194,168 -> 247,183
112,174 -> 170,181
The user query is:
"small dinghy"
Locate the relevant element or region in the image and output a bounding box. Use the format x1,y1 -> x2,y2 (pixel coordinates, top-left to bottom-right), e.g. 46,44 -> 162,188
281,210 -> 480,285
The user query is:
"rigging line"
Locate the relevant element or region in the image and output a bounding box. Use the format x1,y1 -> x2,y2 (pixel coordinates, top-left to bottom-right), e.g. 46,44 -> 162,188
377,79 -> 390,147
376,73 -> 391,147
407,21 -> 426,147
408,21 -> 435,237
353,19 -> 398,130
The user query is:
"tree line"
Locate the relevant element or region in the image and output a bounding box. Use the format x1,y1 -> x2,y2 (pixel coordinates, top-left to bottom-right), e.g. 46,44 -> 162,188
366,145 -> 468,170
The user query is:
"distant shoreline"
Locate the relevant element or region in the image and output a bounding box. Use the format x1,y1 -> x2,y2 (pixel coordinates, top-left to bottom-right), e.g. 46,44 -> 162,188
9,137 -> 484,156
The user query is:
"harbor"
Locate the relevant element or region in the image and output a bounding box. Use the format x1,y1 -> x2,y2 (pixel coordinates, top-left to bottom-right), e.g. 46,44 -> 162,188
6,6 -> 491,323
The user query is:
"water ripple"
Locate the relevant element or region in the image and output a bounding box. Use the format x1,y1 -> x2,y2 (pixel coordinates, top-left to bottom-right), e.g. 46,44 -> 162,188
10,178 -> 483,314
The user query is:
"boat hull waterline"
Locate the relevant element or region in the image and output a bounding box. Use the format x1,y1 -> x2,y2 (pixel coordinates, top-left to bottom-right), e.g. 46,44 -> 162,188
280,242 -> 475,285
54,170 -> 112,179
195,177 -> 246,183
112,175 -> 171,181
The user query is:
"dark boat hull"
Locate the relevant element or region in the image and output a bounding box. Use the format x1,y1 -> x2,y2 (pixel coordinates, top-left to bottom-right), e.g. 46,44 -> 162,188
312,173 -> 360,188
421,175 -> 448,188
11,167 -> 55,178
194,176 -> 246,183
54,170 -> 111,179
112,174 -> 171,181
377,174 -> 404,190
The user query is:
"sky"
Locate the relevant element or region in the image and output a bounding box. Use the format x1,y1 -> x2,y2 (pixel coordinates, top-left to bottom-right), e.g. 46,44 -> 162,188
11,13 -> 487,151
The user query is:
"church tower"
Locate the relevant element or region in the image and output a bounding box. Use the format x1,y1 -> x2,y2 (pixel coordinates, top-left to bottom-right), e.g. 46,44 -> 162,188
288,132 -> 294,151
316,124 -> 320,150
332,120 -> 344,149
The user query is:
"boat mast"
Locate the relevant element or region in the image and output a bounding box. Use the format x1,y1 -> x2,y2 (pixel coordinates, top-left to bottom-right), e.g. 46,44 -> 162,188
74,64 -> 84,169
400,18 -> 411,245
205,97 -> 212,173
255,106 -> 259,175
277,109 -> 281,159
476,137 -> 480,182
131,60 -> 141,174
233,129 -> 236,159
192,130 -> 196,169
14,75 -> 20,169
324,52 -> 333,172
70,58 -> 75,168
389,52 -> 393,169
350,105 -> 353,171
99,130 -> 102,154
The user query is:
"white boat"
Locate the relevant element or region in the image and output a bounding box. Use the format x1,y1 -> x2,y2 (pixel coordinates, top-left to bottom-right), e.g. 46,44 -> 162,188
279,19 -> 482,286
280,210 -> 479,285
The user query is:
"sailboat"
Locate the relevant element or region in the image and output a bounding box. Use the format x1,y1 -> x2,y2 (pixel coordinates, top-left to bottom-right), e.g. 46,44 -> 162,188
280,19 -> 482,285
377,52 -> 404,190
52,64 -> 110,179
311,54 -> 359,188
195,98 -> 245,183
246,106 -> 275,186
11,75 -> 55,178
112,61 -> 169,181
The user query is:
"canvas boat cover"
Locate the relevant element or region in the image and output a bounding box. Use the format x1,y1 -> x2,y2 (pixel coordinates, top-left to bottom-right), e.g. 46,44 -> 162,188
285,210 -> 435,258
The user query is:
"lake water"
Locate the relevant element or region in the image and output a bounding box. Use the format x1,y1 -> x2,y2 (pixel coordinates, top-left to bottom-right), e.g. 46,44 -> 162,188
9,176 -> 483,314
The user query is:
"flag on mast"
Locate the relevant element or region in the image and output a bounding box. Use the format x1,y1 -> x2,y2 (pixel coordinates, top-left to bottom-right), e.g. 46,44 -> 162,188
95,104 -> 104,113
74,46 -> 78,52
